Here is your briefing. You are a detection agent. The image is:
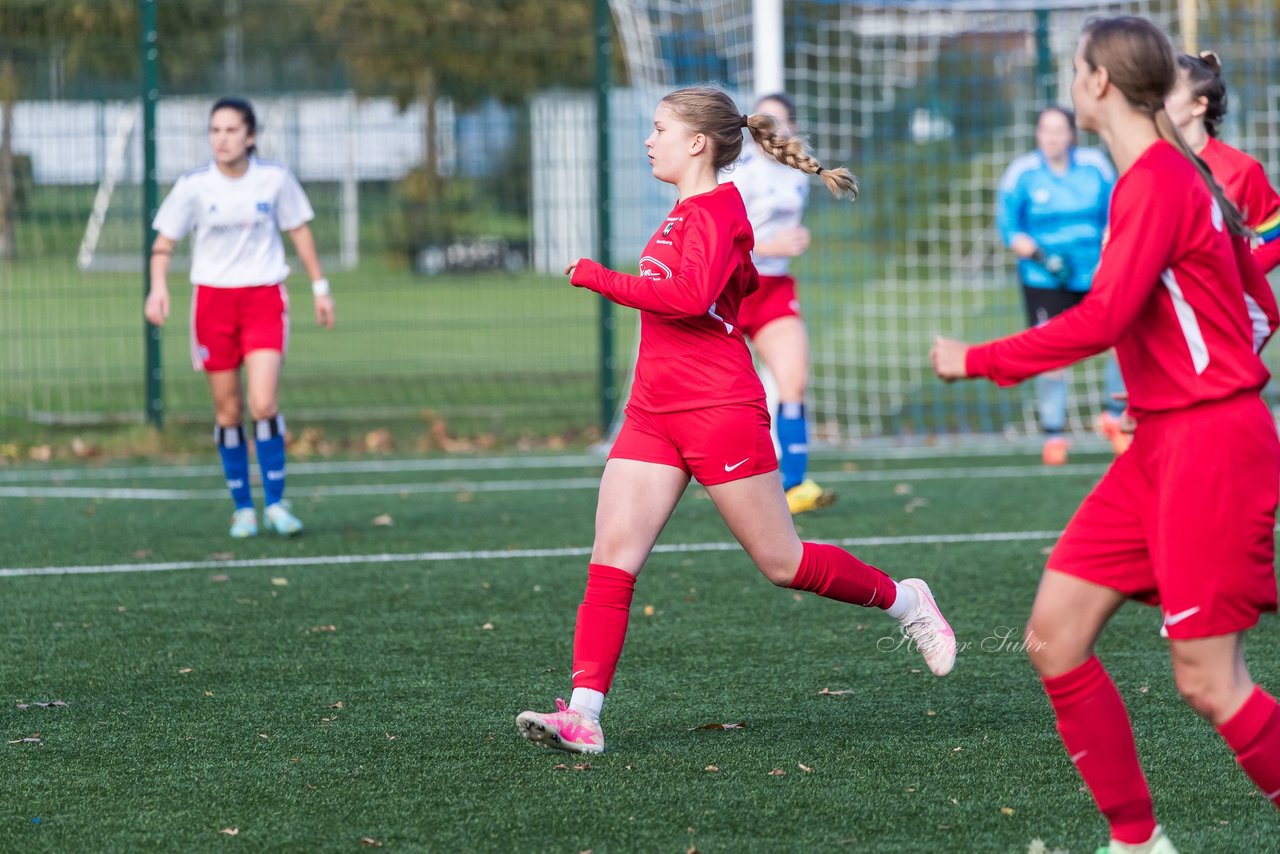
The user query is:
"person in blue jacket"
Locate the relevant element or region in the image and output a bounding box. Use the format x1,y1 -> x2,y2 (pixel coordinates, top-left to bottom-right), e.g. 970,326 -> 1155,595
997,106 -> 1127,464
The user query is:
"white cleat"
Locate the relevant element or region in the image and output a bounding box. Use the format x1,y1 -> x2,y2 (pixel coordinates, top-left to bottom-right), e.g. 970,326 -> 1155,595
229,508 -> 258,538
1095,826 -> 1179,854
263,502 -> 304,536
897,578 -> 957,676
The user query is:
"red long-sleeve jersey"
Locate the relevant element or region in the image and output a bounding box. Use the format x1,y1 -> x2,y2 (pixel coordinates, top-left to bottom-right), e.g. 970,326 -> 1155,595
967,140 -> 1278,419
571,183 -> 765,413
1199,135 -> 1280,275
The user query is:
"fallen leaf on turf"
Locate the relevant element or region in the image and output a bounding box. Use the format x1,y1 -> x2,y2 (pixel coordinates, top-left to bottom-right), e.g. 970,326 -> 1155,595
904,497 -> 929,513
950,798 -> 959,805
359,839 -> 383,848
926,710 -> 937,716
258,733 -> 270,739
134,549 -> 153,559
309,625 -> 336,633
204,691 -> 215,697
209,574 -> 230,583
1000,807 -> 1015,816
371,514 -> 394,527
768,769 -> 786,776
952,746 -> 963,752
15,704 -> 26,710
209,552 -> 235,561
704,765 -> 719,772
7,734 -> 41,744
219,827 -> 239,836
798,763 -> 814,773
643,605 -> 655,616
481,622 -> 494,630
271,577 -> 288,586
385,733 -> 397,740
178,668 -> 193,674
894,483 -> 913,495
690,721 -> 747,730
817,687 -> 854,696
330,701 -> 344,709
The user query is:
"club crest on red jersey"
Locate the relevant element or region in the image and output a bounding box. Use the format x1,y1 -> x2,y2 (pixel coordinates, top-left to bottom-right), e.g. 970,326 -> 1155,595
662,220 -> 676,236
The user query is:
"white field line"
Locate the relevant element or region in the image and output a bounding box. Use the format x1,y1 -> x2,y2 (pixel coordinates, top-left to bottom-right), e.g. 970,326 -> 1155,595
0,463 -> 1108,502
0,442 -> 1103,485
0,529 -> 1063,578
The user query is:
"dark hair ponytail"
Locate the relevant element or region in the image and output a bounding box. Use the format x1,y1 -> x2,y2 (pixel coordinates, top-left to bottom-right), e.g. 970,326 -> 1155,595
210,96 -> 258,156
1175,51 -> 1227,138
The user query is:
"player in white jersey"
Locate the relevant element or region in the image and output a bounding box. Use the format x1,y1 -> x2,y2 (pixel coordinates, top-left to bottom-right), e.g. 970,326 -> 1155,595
721,93 -> 834,514
144,97 -> 336,538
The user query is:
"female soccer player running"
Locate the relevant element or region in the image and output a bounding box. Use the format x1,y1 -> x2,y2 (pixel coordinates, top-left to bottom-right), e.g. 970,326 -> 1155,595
1166,50 -> 1280,276
516,86 -> 956,755
721,92 -> 836,513
145,97 -> 335,538
932,17 -> 1280,854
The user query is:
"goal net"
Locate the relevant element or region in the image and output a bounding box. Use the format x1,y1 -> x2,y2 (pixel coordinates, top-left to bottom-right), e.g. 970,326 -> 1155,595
604,0 -> 1277,444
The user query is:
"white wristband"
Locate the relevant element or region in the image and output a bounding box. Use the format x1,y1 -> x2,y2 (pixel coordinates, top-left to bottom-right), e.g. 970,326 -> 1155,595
310,278 -> 331,296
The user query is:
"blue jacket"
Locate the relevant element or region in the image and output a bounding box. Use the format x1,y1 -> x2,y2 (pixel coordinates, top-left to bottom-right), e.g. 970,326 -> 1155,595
996,147 -> 1115,291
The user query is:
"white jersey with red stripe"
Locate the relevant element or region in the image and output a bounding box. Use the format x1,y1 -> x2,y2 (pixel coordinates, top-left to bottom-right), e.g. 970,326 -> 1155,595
966,141 -> 1277,419
153,157 -> 315,287
720,145 -> 808,277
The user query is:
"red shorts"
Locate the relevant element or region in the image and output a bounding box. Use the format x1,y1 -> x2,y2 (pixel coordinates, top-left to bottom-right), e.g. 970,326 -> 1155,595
738,274 -> 801,339
1049,393 -> 1280,639
609,400 -> 778,486
191,284 -> 289,372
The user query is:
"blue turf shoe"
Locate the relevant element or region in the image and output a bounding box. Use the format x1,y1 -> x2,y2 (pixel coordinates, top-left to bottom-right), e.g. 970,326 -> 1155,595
263,502 -> 304,537
229,507 -> 259,539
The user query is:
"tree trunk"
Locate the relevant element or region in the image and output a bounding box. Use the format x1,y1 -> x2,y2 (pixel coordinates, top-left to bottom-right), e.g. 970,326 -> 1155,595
0,56 -> 17,261
419,68 -> 438,197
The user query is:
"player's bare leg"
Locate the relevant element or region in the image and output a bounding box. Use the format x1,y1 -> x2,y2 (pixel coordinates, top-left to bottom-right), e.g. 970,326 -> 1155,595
208,369 -> 257,537
1171,632 -> 1280,810
706,471 -> 955,675
517,460 -> 689,753
245,350 -> 300,535
1028,571 -> 1160,849
753,318 -> 834,513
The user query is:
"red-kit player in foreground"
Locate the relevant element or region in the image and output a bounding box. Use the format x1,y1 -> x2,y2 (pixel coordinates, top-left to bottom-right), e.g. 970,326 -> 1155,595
1166,50 -> 1280,277
932,17 -> 1280,854
516,86 -> 957,755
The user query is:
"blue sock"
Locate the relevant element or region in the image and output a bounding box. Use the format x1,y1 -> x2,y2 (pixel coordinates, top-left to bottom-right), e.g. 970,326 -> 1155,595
254,414 -> 287,507
215,425 -> 253,511
776,402 -> 808,491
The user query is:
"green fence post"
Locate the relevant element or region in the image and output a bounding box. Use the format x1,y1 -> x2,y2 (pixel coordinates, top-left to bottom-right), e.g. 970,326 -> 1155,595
1035,8 -> 1054,106
595,0 -> 617,431
141,0 -> 163,428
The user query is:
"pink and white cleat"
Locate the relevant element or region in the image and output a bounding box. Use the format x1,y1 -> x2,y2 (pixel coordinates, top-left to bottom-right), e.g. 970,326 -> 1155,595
896,578 -> 957,676
516,698 -> 605,754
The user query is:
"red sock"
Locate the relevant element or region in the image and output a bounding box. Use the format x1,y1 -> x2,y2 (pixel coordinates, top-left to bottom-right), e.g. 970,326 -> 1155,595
1042,656 -> 1156,844
789,541 -> 897,609
571,564 -> 636,694
1217,686 -> 1280,807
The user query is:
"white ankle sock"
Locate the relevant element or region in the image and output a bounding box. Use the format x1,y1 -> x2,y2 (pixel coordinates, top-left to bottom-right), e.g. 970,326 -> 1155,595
569,688 -> 604,722
885,581 -> 917,620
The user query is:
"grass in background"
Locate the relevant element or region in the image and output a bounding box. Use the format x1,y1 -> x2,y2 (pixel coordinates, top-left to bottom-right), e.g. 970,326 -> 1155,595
1,448 -> 1276,851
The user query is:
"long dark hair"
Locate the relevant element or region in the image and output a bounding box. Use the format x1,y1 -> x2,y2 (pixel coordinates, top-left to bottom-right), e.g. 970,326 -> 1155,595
1081,16 -> 1248,238
210,96 -> 258,157
1176,51 -> 1227,139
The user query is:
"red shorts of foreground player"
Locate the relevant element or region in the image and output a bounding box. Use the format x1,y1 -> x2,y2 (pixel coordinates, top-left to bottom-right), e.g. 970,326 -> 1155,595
1049,392 -> 1280,639
191,283 -> 289,371
737,274 -> 801,339
610,400 -> 778,486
